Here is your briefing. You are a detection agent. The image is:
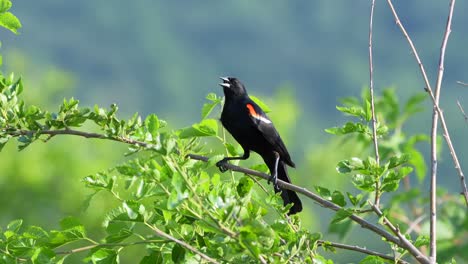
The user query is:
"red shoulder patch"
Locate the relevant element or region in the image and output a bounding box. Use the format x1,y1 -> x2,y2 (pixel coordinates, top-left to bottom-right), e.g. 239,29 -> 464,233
246,103 -> 257,116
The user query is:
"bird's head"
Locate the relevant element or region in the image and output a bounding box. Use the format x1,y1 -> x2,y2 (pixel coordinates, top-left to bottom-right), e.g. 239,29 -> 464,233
219,77 -> 248,98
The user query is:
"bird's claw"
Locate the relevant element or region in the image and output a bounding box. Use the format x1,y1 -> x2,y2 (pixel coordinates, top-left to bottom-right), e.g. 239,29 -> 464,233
216,159 -> 229,173
268,173 -> 279,190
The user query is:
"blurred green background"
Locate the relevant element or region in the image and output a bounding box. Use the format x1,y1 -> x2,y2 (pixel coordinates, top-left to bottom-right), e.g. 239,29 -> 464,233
1,1 -> 468,262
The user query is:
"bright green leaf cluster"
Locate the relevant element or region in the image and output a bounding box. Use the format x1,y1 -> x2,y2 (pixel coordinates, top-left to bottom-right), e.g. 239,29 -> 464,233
0,0 -> 21,35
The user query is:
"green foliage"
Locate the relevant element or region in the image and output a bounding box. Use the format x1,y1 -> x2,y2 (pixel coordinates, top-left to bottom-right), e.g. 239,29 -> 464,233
0,70 -> 324,262
1,69 -> 466,262
324,88 -> 466,262
0,0 -> 20,34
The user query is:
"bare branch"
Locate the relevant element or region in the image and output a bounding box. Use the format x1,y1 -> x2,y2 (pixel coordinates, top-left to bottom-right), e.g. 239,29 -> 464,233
386,0 -> 468,207
428,0 -> 457,261
317,240 -> 409,264
457,100 -> 468,124
368,0 -> 381,207
55,240 -> 169,255
457,81 -> 468,86
370,203 -> 430,264
145,223 -> 220,264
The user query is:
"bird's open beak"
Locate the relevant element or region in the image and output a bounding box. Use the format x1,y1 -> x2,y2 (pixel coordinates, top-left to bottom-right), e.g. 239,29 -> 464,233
219,83 -> 230,88
219,77 -> 230,88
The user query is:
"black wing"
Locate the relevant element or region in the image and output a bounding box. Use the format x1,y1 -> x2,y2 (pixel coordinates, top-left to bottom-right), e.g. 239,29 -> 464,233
244,100 -> 295,167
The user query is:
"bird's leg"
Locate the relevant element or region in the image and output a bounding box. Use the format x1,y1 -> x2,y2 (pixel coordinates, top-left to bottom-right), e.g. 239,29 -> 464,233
268,151 -> 280,189
216,150 -> 250,172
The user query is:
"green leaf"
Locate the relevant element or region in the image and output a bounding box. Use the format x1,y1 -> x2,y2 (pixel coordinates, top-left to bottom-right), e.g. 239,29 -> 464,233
145,114 -> 159,137
23,226 -> 49,242
171,244 -> 186,263
336,106 -> 365,118
17,134 -> 33,151
250,95 -> 271,113
331,191 -> 346,207
414,235 -> 430,247
202,94 -> 221,119
167,189 -> 188,209
140,251 -> 163,264
328,218 -> 352,240
325,122 -> 370,135
364,100 -> 372,122
359,255 -> 386,264
397,166 -> 413,178
408,150 -> 427,182
7,219 -> 22,232
224,142 -> 240,156
31,247 -> 56,264
0,134 -> 10,151
0,0 -> 12,13
0,11 -> 21,34
336,158 -> 364,174
346,192 -> 363,207
352,173 -> 376,192
404,92 -> 427,114
194,118 -> 218,136
314,186 -> 331,200
206,93 -> 218,102
331,209 -> 352,224
388,154 -> 411,168
104,228 -> 132,244
60,216 -> 82,230
89,248 -> 118,264
179,119 -> 218,138
237,176 -> 254,197
201,102 -> 217,119
123,201 -> 142,220
239,230 -> 260,257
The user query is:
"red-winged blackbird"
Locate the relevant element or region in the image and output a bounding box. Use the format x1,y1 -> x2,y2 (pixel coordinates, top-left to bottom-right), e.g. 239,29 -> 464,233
216,77 -> 302,215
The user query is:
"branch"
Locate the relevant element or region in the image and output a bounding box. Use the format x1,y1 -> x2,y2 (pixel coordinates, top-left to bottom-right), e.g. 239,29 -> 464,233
370,203 -> 429,264
55,240 -> 169,255
317,240 -> 409,264
5,127 -> 426,262
457,100 -> 468,124
428,0 -> 456,261
368,0 -> 381,207
10,129 -> 155,148
187,153 -> 427,263
145,222 -> 220,264
386,0 -> 468,207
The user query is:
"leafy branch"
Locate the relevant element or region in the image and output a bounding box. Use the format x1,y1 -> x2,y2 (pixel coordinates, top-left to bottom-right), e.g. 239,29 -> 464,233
0,82 -> 431,262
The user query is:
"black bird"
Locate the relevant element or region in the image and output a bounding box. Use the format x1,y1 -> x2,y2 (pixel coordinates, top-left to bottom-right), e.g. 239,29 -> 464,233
216,77 -> 302,215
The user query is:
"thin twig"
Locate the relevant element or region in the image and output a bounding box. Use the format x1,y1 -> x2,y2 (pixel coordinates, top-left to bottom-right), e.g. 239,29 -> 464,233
317,240 -> 409,264
386,0 -> 468,207
406,214 -> 427,235
145,223 -> 220,264
457,100 -> 468,123
428,1 -> 456,261
370,203 -> 430,264
258,255 -> 268,264
457,81 -> 468,86
9,129 -> 155,148
55,240 -> 169,255
368,0 -> 381,207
